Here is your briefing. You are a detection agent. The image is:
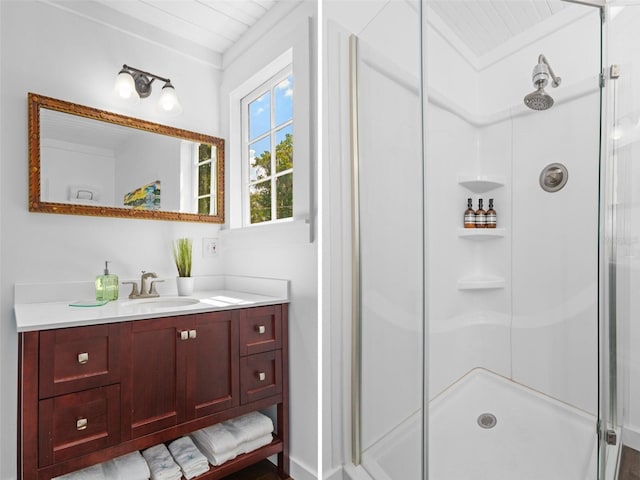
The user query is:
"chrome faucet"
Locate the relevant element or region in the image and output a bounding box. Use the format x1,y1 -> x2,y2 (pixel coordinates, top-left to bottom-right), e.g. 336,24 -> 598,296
123,271 -> 164,299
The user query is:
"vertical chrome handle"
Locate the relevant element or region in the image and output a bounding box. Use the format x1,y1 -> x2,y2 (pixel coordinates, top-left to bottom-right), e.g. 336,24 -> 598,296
76,418 -> 88,431
189,329 -> 197,339
179,331 -> 189,341
349,33 -> 362,467
256,325 -> 266,334
77,352 -> 89,365
257,372 -> 266,381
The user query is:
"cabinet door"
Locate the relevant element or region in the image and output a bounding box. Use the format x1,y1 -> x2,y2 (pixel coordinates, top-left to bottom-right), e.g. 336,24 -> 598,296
124,316 -> 189,439
186,311 -> 239,419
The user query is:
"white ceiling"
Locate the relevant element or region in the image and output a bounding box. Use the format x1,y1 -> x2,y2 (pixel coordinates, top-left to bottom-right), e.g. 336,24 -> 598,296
44,0 -> 280,67
429,0 -> 568,57
92,0 -> 277,55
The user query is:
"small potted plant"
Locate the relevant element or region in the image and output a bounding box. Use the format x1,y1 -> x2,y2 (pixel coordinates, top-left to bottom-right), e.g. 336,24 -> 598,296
172,237 -> 193,296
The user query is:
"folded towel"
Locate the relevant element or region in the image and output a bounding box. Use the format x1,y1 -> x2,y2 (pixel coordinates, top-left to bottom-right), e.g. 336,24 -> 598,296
168,436 -> 210,479
102,451 -> 150,480
223,411 -> 274,445
53,463 -> 105,480
190,422 -> 238,454
190,431 -> 238,467
141,444 -> 182,480
237,433 -> 274,455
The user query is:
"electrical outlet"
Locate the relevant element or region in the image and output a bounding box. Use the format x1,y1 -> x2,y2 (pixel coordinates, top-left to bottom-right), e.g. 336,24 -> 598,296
202,238 -> 219,257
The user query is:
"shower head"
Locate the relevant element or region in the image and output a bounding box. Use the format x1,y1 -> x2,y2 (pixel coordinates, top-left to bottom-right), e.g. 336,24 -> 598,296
524,86 -> 554,111
524,54 -> 561,111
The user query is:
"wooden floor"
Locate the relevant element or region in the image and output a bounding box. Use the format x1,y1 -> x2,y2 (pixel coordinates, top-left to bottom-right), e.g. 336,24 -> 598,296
221,460 -> 291,480
620,446 -> 640,480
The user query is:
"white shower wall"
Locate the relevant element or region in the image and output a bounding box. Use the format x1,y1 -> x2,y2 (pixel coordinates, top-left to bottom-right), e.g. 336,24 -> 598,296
427,5 -> 601,416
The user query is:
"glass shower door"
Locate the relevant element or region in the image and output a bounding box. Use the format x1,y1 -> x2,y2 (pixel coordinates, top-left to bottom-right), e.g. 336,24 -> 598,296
350,1 -> 425,478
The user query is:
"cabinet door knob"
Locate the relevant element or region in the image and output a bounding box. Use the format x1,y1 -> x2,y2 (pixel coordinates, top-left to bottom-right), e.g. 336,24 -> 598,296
179,331 -> 189,341
257,372 -> 266,381
77,352 -> 89,365
256,325 -> 266,334
189,329 -> 197,339
76,418 -> 88,430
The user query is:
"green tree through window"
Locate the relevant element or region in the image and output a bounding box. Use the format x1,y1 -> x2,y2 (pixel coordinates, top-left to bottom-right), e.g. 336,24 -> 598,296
245,72 -> 293,225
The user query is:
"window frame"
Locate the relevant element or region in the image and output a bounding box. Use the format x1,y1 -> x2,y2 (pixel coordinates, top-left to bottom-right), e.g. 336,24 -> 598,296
241,66 -> 294,226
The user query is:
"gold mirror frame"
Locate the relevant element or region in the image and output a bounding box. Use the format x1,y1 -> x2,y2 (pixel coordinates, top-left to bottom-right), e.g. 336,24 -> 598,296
28,92 -> 225,223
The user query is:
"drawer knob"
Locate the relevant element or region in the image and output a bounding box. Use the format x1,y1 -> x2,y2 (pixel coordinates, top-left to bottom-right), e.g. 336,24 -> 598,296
189,329 -> 197,339
179,331 -> 189,341
256,325 -> 266,334
257,372 -> 266,381
77,352 -> 89,365
76,418 -> 88,431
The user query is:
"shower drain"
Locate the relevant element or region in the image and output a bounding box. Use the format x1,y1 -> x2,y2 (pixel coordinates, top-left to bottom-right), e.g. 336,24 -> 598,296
477,413 -> 497,429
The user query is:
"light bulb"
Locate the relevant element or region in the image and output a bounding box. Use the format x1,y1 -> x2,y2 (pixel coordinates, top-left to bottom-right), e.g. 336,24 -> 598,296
158,83 -> 182,115
114,70 -> 140,105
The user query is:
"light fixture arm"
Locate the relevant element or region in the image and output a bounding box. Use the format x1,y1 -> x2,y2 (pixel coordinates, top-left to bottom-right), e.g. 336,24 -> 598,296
120,64 -> 174,98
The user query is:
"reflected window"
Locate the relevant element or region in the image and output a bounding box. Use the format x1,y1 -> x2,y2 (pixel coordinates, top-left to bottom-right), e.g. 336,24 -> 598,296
196,143 -> 216,215
242,69 -> 293,225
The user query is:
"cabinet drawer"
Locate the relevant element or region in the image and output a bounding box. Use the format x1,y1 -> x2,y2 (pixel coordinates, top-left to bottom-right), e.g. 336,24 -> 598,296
239,305 -> 282,356
39,323 -> 122,398
240,350 -> 282,404
38,384 -> 121,467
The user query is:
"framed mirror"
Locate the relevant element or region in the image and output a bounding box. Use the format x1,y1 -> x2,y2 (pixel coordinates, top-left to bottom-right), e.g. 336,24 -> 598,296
28,93 -> 224,223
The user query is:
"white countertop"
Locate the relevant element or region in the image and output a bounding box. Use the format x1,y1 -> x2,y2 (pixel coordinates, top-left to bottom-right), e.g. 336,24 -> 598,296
14,276 -> 289,332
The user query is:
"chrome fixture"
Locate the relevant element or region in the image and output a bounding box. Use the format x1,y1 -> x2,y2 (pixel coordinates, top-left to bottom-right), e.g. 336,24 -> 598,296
524,54 -> 562,111
540,163 -> 569,192
123,271 -> 164,299
114,64 -> 182,115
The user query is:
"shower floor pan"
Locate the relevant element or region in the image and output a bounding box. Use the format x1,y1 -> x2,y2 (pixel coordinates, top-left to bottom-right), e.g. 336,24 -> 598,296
361,368 -> 599,480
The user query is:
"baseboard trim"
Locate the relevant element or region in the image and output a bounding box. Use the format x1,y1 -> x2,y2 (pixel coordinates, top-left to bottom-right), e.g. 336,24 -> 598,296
622,426 -> 640,452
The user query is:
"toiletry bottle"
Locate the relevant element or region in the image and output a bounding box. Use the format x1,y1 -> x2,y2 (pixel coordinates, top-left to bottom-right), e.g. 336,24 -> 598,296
96,261 -> 119,301
475,198 -> 486,228
464,198 -> 475,228
486,199 -> 497,228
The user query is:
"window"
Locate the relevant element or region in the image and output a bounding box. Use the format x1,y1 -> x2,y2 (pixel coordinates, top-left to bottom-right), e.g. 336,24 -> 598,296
196,143 -> 215,215
242,69 -> 293,225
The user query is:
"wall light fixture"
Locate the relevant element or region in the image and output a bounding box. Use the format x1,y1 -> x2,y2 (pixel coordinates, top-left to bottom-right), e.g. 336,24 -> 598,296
114,64 -> 182,115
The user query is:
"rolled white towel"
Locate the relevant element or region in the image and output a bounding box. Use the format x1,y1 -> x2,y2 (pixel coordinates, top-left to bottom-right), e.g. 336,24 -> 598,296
223,411 -> 274,444
190,422 -> 238,454
141,444 -> 182,480
53,463 -> 105,480
102,451 -> 150,480
237,433 -> 274,455
168,436 -> 209,479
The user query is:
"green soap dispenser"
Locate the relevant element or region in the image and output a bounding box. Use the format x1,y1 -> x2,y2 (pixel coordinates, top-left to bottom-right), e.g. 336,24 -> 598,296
96,261 -> 119,301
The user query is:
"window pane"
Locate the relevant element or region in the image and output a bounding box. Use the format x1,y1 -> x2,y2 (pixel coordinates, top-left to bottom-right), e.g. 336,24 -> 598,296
199,143 -> 212,162
198,162 -> 211,196
249,92 -> 271,141
250,180 -> 272,224
249,136 -> 271,181
198,196 -> 210,215
275,75 -> 293,127
275,126 -> 293,173
276,172 -> 293,219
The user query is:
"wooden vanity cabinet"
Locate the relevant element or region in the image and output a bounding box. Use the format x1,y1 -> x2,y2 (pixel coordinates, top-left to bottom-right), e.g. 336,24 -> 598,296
18,304 -> 290,480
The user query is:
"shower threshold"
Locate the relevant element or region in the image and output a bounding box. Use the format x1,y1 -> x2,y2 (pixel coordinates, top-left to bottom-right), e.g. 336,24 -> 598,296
359,369 -> 602,480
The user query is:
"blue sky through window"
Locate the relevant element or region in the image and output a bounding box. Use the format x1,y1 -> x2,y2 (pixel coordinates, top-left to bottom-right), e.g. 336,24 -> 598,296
249,92 -> 271,141
275,75 -> 293,127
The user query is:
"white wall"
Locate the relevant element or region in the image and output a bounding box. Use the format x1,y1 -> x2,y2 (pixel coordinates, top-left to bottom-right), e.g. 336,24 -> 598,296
219,2 -> 318,479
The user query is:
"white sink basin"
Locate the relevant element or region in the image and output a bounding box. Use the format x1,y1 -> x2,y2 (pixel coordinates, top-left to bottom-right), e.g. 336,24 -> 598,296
122,297 -> 201,309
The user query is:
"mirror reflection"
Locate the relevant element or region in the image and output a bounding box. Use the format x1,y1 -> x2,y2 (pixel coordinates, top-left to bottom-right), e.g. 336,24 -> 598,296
29,93 -> 224,223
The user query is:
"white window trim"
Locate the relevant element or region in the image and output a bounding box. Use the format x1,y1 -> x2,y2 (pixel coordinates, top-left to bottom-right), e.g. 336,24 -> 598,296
241,66 -> 293,226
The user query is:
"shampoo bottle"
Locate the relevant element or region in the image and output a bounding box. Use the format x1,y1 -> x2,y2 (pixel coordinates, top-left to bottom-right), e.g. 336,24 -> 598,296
96,261 -> 119,301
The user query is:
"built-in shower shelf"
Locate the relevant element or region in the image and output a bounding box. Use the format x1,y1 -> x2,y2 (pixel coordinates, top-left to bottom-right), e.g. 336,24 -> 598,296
457,276 -> 506,290
458,176 -> 505,193
458,228 -> 506,239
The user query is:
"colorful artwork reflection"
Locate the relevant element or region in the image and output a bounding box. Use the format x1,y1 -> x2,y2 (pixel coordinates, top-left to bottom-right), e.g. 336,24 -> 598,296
123,180 -> 161,210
